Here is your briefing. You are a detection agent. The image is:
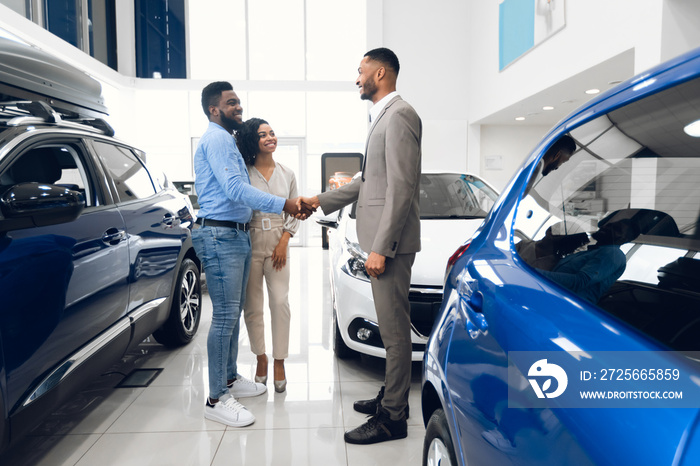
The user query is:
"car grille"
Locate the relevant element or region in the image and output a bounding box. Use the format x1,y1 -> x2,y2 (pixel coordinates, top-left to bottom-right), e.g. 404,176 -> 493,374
409,287 -> 444,338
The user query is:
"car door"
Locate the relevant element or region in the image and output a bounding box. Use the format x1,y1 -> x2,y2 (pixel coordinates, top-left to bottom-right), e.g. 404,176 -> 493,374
447,95 -> 700,465
0,138 -> 130,415
88,139 -> 189,326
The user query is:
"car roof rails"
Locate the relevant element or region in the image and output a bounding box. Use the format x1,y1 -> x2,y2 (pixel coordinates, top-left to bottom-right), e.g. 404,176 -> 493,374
1,100 -> 115,137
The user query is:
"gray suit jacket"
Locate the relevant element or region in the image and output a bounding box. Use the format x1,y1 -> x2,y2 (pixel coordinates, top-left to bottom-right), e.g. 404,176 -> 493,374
318,96 -> 422,258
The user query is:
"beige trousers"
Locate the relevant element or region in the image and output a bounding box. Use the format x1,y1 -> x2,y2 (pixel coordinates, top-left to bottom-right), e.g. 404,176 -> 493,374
243,221 -> 291,360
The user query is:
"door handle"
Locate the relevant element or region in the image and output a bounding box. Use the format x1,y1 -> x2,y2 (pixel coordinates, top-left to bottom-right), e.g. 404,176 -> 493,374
102,228 -> 126,245
469,291 -> 484,313
461,291 -> 488,338
162,213 -> 175,227
470,292 -> 488,332
458,272 -> 488,337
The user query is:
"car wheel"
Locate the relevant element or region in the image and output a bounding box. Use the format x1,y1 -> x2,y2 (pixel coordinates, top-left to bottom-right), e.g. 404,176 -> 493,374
332,306 -> 357,359
423,408 -> 458,466
153,258 -> 201,347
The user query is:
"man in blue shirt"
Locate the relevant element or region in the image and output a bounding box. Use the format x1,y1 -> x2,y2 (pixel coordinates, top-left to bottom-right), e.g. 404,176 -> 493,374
539,218 -> 640,304
192,81 -> 310,428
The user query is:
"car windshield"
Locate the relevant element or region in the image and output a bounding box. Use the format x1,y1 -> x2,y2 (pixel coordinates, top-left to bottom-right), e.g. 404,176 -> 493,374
348,173 -> 498,220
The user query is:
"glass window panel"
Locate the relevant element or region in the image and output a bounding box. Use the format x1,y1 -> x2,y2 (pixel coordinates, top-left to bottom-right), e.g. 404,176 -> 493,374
306,0 -> 366,81
246,91 -> 305,137
7,145 -> 96,207
306,92 -> 366,154
189,0 -> 246,80
248,0 -> 304,80
53,145 -> 95,207
583,125 -> 642,162
93,141 -> 156,201
274,142 -> 301,182
44,0 -> 81,48
512,75 -> 700,349
569,115 -> 612,146
135,0 -> 186,78
619,245 -> 688,285
307,153 -> 321,192
88,0 -> 117,70
1,0 -> 28,17
419,174 -> 498,219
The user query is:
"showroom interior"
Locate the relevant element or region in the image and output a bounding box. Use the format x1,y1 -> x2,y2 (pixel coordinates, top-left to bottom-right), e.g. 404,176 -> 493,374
1,1 -> 700,465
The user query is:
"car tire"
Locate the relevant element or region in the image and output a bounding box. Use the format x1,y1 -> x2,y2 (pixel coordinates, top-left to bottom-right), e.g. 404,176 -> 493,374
153,258 -> 201,347
423,408 -> 458,466
332,306 -> 357,359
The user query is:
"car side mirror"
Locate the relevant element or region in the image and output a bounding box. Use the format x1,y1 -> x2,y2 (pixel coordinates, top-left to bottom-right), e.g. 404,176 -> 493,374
316,212 -> 339,229
0,182 -> 85,232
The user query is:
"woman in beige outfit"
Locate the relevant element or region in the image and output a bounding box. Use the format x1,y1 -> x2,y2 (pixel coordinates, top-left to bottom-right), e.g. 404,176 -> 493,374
237,118 -> 299,393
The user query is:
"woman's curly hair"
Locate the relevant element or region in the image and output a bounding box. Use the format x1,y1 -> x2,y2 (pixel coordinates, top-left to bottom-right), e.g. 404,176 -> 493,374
236,117 -> 268,166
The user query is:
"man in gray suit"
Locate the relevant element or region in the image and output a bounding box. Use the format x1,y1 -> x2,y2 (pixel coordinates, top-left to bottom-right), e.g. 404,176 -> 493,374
299,47 -> 422,444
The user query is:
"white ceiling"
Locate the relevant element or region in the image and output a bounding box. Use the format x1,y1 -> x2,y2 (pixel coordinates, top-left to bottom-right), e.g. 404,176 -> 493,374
475,49 -> 636,127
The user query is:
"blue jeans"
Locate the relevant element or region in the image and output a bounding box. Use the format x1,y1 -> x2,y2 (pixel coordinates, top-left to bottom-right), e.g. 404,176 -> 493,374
191,226 -> 251,400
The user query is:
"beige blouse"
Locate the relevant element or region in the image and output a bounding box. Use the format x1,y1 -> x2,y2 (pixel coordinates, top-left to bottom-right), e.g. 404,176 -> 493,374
248,162 -> 300,236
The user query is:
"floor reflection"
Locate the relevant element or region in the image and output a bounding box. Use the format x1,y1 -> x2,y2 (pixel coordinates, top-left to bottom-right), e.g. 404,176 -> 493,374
0,247 -> 425,466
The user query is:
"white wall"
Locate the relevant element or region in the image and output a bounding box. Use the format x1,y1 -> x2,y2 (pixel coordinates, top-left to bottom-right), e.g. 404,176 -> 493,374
661,0 -> 700,61
464,0 -> 700,188
465,0 -> 666,125
4,1 -> 700,188
480,125 -> 550,191
380,0 -> 470,173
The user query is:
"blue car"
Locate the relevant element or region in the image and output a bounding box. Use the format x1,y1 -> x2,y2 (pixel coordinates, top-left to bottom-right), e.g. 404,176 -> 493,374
422,46 -> 700,465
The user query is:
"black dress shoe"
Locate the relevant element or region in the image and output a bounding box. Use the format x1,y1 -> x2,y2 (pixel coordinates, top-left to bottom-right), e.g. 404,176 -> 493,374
344,408 -> 408,445
353,386 -> 410,418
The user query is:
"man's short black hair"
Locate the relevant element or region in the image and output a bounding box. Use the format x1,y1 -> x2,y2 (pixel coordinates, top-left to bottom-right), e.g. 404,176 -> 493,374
548,135 -> 577,158
201,81 -> 233,118
364,47 -> 400,75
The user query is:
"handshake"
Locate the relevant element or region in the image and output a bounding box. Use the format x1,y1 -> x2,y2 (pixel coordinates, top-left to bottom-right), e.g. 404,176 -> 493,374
283,196 -> 321,220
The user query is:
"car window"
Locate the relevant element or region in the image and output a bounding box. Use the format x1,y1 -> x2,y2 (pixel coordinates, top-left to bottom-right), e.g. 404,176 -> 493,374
420,173 -> 498,219
513,75 -> 700,349
0,143 -> 95,207
92,140 -> 156,201
347,173 -> 498,220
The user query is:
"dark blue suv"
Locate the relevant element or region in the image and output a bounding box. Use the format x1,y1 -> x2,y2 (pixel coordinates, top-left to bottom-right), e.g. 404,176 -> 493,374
422,47 -> 700,465
0,37 -> 201,453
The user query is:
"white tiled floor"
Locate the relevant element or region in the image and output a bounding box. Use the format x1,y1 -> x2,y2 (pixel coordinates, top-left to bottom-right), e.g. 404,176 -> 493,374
0,247 -> 426,466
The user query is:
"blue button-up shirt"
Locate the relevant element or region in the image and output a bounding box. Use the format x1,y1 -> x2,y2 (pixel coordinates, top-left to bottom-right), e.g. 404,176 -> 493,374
194,122 -> 285,222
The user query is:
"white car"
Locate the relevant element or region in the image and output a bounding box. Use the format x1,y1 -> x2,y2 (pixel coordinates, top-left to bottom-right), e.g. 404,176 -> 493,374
320,172 -> 499,360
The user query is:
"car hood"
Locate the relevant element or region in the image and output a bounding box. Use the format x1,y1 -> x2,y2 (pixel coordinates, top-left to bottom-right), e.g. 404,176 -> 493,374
412,219 -> 484,286
344,217 -> 484,287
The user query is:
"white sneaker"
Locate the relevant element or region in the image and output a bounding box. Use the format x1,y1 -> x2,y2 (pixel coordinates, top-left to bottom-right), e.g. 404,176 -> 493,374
204,394 -> 255,427
228,374 -> 267,398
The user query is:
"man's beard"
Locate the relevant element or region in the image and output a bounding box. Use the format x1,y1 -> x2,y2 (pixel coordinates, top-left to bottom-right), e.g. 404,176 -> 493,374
360,77 -> 377,101
542,162 -> 555,176
220,112 -> 242,132
591,228 -> 614,245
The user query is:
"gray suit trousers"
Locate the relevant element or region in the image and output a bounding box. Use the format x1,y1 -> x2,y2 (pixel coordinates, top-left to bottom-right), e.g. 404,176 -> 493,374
371,252 -> 415,421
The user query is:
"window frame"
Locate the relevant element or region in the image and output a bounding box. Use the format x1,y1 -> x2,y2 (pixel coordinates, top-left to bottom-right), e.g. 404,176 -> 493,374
86,137 -> 157,205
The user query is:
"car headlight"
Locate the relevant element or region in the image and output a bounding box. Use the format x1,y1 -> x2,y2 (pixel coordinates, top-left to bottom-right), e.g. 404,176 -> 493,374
341,239 -> 370,282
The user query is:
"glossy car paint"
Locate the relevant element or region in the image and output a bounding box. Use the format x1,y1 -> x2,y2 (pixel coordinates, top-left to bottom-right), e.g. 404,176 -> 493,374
0,131 -> 199,450
422,48 -> 700,466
